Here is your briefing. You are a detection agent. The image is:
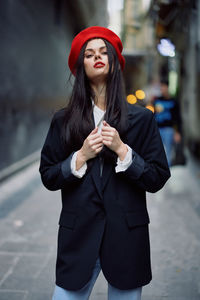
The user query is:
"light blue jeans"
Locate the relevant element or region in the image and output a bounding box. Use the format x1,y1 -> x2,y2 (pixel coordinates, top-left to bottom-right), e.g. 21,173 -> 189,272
52,258 -> 142,300
159,127 -> 174,167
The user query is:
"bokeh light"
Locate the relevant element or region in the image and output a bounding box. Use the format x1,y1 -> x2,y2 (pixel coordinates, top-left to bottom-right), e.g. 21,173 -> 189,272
127,94 -> 137,104
135,89 -> 145,100
146,105 -> 155,113
157,38 -> 175,57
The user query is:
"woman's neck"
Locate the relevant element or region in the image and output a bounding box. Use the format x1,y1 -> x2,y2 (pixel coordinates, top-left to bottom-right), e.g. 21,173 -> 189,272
91,82 -> 106,111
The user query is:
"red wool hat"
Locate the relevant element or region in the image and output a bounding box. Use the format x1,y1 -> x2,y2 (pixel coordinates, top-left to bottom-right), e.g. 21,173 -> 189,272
68,26 -> 125,75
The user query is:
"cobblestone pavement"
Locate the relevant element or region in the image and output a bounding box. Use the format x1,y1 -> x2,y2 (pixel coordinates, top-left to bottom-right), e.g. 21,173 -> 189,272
0,157 -> 200,300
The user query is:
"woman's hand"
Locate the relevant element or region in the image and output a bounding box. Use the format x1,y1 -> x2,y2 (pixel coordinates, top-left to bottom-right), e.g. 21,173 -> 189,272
101,121 -> 128,161
76,128 -> 103,170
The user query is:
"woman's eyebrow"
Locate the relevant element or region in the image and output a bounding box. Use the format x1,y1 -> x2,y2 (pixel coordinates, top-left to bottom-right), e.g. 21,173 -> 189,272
85,46 -> 107,52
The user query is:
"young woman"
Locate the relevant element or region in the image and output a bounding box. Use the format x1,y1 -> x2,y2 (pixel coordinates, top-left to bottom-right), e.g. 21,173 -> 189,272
39,26 -> 170,300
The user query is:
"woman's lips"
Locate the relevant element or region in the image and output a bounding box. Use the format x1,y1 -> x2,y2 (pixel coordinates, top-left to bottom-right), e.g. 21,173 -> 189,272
94,62 -> 105,68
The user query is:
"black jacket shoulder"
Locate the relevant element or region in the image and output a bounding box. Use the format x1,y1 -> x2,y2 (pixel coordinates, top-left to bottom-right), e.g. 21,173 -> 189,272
127,104 -> 154,129
127,103 -> 153,118
51,108 -> 66,125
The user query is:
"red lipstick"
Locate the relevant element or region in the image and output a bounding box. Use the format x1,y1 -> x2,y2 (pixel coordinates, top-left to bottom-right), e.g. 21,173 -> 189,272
94,62 -> 105,68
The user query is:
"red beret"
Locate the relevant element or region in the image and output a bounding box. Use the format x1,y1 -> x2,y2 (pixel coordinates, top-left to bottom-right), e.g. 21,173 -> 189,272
68,26 -> 125,75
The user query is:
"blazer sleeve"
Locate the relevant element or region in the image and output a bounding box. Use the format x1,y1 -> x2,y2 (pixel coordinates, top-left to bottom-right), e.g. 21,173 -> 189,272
39,115 -> 81,191
120,110 -> 171,193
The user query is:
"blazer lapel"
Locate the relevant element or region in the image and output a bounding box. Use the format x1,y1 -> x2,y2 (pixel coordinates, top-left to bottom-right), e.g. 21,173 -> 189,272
90,157 -> 103,199
101,160 -> 113,192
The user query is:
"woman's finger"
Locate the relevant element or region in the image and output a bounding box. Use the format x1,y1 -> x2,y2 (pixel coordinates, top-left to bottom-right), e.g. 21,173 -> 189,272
102,140 -> 112,147
92,142 -> 104,150
95,146 -> 104,154
89,136 -> 103,145
102,125 -> 115,132
103,120 -> 111,127
88,132 -> 102,141
89,127 -> 98,135
102,136 -> 112,141
101,131 -> 114,137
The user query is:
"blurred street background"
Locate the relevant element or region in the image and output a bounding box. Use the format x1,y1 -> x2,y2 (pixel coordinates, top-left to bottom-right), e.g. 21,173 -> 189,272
0,0 -> 200,299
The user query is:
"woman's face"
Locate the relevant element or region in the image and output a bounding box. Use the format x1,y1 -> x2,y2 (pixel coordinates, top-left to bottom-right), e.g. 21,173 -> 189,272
84,38 -> 109,82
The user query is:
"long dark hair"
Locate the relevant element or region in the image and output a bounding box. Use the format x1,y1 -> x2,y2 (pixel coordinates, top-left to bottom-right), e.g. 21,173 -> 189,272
60,38 -> 128,164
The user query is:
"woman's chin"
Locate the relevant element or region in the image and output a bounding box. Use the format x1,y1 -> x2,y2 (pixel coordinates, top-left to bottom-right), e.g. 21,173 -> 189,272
88,72 -> 108,83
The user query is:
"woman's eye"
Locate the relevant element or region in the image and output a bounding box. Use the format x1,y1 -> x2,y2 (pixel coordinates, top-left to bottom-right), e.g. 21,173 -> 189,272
85,54 -> 93,58
102,51 -> 108,55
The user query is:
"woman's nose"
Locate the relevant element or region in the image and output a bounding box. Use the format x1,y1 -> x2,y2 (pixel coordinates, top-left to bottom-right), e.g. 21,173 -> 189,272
94,52 -> 101,60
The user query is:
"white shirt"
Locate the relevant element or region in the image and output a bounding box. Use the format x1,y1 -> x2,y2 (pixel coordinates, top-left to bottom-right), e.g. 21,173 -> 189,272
71,104 -> 132,178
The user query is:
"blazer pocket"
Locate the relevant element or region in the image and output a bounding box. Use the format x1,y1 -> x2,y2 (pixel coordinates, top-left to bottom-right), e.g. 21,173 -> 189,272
126,211 -> 150,228
58,211 -> 77,230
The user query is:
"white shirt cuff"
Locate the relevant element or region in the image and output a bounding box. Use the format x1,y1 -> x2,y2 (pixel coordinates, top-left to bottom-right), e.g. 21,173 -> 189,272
115,145 -> 132,173
71,151 -> 87,178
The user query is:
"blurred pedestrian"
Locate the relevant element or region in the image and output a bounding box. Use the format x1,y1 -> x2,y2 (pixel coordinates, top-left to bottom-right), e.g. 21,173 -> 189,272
39,26 -> 170,300
152,80 -> 182,166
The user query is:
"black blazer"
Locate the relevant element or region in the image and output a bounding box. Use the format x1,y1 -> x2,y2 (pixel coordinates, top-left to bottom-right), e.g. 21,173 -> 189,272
39,104 -> 170,291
